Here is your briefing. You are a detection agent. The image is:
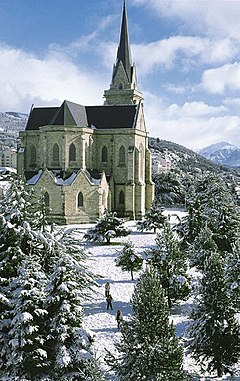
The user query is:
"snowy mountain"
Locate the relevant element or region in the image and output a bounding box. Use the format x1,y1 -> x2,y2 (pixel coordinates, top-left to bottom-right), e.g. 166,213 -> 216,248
198,141 -> 240,167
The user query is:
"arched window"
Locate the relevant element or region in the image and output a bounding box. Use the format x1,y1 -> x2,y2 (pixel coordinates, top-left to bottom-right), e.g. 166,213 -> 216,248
44,192 -> 50,209
69,143 -> 76,162
77,192 -> 83,207
119,145 -> 125,164
30,145 -> 37,165
119,190 -> 125,205
101,146 -> 108,163
52,143 -> 60,162
119,83 -> 123,90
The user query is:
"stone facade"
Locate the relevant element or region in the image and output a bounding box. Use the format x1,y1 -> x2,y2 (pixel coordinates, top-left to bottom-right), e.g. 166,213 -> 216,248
17,1 -> 154,224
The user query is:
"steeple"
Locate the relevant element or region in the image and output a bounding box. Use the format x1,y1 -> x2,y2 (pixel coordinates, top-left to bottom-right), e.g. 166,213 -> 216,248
116,0 -> 132,82
104,0 -> 143,106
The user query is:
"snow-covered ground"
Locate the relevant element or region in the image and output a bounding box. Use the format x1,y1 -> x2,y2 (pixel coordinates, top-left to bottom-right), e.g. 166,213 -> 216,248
68,208 -> 240,381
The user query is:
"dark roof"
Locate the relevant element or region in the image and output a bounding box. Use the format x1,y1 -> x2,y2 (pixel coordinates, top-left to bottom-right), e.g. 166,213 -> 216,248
50,100 -> 88,126
25,107 -> 58,130
86,105 -> 138,129
25,101 -> 138,131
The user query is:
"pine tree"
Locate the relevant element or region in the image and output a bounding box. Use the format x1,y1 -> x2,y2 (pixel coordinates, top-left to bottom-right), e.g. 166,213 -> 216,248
44,246 -> 104,381
147,222 -> 191,308
225,237 -> 240,310
106,267 -> 186,381
190,225 -> 218,270
0,178 -> 105,381
178,174 -> 240,254
188,252 -> 240,377
137,202 -> 166,233
0,179 -> 49,379
84,211 -> 130,244
115,241 -> 143,280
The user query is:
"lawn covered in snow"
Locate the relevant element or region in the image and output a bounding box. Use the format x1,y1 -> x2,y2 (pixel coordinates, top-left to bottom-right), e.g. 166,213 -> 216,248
67,208 -> 240,381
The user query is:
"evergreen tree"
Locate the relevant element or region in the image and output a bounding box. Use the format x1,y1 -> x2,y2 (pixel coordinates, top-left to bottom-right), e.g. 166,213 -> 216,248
84,211 -> 130,244
225,238 -> 240,310
106,267 -> 186,381
188,252 -> 240,377
178,174 -> 240,254
44,248 -> 104,381
190,225 -> 218,270
0,178 -> 105,381
147,222 -> 191,308
115,241 -> 143,280
137,202 -> 166,233
0,179 -> 50,379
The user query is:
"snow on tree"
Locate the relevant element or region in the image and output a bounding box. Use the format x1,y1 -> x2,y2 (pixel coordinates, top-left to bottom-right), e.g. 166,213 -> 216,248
225,237 -> 240,310
0,177 -> 105,381
190,225 -> 218,270
84,211 -> 130,244
137,202 -> 166,233
106,267 -> 186,381
43,244 -> 105,381
187,252 -> 240,378
178,174 -> 240,254
4,256 -> 48,380
115,241 -> 143,280
147,222 -> 191,308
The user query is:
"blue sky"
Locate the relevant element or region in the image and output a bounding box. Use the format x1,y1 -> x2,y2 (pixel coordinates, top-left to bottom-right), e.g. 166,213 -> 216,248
1,0 -> 240,149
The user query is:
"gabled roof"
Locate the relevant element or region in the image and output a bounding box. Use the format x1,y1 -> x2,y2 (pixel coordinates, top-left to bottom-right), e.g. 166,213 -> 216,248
25,107 -> 58,130
86,104 -> 138,129
25,101 -> 139,131
49,100 -> 88,126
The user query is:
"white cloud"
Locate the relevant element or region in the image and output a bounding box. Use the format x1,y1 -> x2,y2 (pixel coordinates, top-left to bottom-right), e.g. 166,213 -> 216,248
201,62 -> 240,94
132,0 -> 240,40
143,92 -> 240,149
0,44 -> 107,112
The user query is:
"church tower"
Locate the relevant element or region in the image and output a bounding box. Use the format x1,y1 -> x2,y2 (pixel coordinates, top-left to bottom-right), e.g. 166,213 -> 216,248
104,0 -> 143,105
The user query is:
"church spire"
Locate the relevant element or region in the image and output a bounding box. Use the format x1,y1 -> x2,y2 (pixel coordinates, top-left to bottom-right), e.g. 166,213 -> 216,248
116,0 -> 132,81
103,0 -> 143,105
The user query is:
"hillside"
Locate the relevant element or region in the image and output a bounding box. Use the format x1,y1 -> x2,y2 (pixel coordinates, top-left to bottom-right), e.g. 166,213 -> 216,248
149,137 -> 225,175
0,111 -> 27,148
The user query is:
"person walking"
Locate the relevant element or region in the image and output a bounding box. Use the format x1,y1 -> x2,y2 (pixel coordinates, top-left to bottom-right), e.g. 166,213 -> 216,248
106,293 -> 113,310
105,282 -> 110,297
116,309 -> 123,329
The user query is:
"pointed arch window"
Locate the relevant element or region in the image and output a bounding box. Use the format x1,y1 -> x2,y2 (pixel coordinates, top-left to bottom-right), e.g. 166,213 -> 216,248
52,143 -> 60,163
69,143 -> 76,162
119,145 -> 125,165
30,145 -> 36,165
44,192 -> 50,210
77,192 -> 83,208
101,146 -> 108,163
119,190 -> 125,205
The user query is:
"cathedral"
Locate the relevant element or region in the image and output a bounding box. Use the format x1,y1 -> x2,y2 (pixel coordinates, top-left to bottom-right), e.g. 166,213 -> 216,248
17,1 -> 154,224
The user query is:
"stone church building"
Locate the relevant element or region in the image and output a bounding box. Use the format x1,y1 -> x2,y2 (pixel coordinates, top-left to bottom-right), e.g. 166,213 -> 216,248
17,1 -> 154,224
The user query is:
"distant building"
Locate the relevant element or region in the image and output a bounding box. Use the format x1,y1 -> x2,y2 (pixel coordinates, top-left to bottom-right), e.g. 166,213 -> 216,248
17,1 -> 154,224
0,147 -> 17,168
152,155 -> 171,174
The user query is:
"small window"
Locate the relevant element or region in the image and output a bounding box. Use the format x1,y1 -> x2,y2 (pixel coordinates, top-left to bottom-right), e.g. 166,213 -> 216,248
119,83 -> 123,90
119,190 -> 125,205
77,192 -> 83,207
101,146 -> 108,163
119,145 -> 125,164
53,143 -> 60,162
30,145 -> 36,165
44,192 -> 50,209
69,143 -> 76,162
